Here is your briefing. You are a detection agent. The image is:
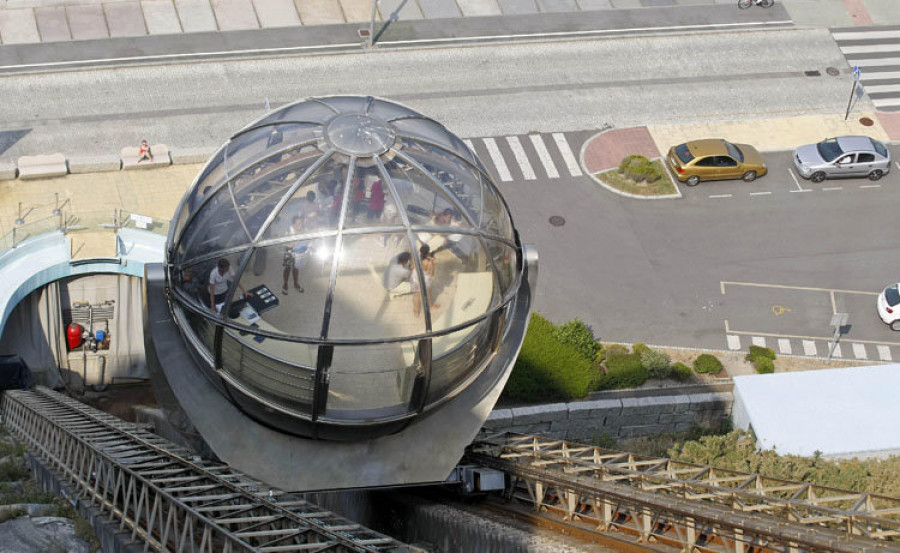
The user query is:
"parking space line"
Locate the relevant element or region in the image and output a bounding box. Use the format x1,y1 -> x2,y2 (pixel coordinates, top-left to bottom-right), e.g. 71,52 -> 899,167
822,186 -> 843,191
860,184 -> 881,189
802,340 -> 817,356
749,191 -> 771,196
896,161 -> 900,171
709,194 -> 732,199
726,334 -> 741,350
832,343 -> 842,358
751,336 -> 766,347
852,343 -> 868,359
878,345 -> 892,361
721,281 -> 877,296
788,168 -> 810,193
777,338 -> 792,354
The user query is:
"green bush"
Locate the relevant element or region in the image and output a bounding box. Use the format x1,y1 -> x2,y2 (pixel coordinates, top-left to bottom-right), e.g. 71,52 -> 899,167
753,357 -> 775,374
597,354 -> 649,390
618,154 -> 662,183
504,313 -> 596,402
618,154 -> 648,172
641,348 -> 672,379
746,345 -> 776,362
693,353 -> 724,375
553,318 -> 601,363
604,344 -> 630,361
671,362 -> 693,381
595,344 -> 606,365
631,343 -> 651,358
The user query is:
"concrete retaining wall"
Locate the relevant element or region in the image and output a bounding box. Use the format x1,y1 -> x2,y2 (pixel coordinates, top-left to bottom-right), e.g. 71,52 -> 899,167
484,391 -> 733,442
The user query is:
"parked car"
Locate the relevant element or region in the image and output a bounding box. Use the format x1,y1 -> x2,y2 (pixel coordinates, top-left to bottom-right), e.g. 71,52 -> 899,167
877,283 -> 900,330
666,139 -> 767,186
793,136 -> 891,183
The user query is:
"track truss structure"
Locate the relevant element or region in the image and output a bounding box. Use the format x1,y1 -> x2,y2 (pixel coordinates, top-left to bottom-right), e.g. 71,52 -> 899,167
1,386 -> 411,553
467,432 -> 900,553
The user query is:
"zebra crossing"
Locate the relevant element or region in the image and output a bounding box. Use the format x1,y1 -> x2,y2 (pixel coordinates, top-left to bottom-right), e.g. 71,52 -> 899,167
463,132 -> 584,183
726,334 -> 895,362
832,25 -> 900,112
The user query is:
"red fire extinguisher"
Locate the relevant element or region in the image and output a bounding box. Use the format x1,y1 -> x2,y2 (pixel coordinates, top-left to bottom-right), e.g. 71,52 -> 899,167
67,322 -> 83,350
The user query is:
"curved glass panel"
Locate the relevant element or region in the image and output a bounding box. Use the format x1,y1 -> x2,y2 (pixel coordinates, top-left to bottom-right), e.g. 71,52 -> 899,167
427,316 -> 496,405
232,237 -> 336,339
264,99 -> 337,124
258,158 -> 345,242
201,252 -> 249,317
221,330 -> 316,414
479,179 -> 514,241
485,240 -> 517,302
391,118 -> 461,155
369,100 -> 420,122
341,164 -> 402,230
183,306 -> 216,358
420,232 -> 497,333
328,233 -> 426,340
382,153 -> 469,228
177,184 -> 251,263
324,342 -> 420,419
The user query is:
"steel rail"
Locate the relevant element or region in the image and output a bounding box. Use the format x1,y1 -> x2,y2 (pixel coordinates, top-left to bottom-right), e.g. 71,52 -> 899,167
467,432 -> 900,553
1,386 -> 411,553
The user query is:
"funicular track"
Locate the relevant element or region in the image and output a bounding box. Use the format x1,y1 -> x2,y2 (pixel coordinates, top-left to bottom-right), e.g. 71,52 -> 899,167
0,386 -> 411,553
467,433 -> 900,553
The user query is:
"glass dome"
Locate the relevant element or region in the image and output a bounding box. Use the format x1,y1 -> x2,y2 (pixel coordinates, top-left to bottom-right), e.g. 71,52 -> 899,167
166,96 -> 522,440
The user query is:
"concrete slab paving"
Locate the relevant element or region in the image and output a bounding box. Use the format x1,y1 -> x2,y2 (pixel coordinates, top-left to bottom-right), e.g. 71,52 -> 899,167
378,0 -> 424,20
641,0 -> 675,7
34,6 -> 70,41
782,0 -> 854,27
211,0 -> 259,30
66,5 -> 109,40
863,0 -> 900,25
252,0 -> 300,27
497,0 -> 537,14
174,0 -> 217,32
142,0 -> 183,35
105,1 -> 147,37
536,0 -> 578,12
339,0 -> 377,23
417,0 -> 462,19
456,0 -> 501,16
294,0 -> 343,25
0,8 -> 41,44
575,0 -> 612,10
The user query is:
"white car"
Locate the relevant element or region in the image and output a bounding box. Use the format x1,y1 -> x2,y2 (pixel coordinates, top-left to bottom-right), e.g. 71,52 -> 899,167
877,283 -> 900,330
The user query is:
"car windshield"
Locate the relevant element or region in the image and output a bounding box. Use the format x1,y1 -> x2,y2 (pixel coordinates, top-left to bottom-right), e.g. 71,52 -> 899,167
886,285 -> 900,307
871,139 -> 888,158
816,139 -> 844,162
674,144 -> 694,164
724,141 -> 744,163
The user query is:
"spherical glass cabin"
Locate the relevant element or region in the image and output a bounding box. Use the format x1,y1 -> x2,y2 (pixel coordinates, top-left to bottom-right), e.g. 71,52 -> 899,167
166,96 -> 522,441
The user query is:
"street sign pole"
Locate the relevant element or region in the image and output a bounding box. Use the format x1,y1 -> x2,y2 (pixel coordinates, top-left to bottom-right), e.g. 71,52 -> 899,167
844,66 -> 862,120
827,312 -> 849,361
367,0 -> 378,48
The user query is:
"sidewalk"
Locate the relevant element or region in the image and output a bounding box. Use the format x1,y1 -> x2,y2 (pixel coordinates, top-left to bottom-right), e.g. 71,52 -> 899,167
1,0 -> 900,47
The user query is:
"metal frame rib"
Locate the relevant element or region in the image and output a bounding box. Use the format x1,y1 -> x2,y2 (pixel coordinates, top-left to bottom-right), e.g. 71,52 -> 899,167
467,432 -> 900,553
1,387 -> 410,553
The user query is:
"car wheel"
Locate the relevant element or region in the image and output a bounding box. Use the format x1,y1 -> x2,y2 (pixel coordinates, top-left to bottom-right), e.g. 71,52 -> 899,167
868,170 -> 883,181
742,171 -> 757,182
686,176 -> 700,187
810,172 -> 826,183
892,320 -> 900,331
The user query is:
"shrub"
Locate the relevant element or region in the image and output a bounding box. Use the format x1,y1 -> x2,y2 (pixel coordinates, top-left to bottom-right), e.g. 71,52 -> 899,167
753,357 -> 775,374
693,353 -> 724,375
746,345 -> 776,362
597,354 -> 649,390
631,343 -> 651,358
504,313 -> 595,402
671,362 -> 693,381
553,318 -> 601,363
604,344 -> 630,361
618,155 -> 662,183
641,348 -> 672,379
595,344 -> 606,365
618,154 -> 648,172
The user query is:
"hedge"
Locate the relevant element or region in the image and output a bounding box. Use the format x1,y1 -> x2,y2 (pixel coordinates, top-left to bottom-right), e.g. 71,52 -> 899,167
746,345 -> 776,362
671,362 -> 693,381
693,353 -> 724,375
503,313 -> 596,402
597,353 -> 649,390
753,357 -> 775,374
553,318 -> 601,363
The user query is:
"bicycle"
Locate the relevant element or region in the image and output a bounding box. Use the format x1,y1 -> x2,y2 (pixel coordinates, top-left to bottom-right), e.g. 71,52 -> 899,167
738,0 -> 773,8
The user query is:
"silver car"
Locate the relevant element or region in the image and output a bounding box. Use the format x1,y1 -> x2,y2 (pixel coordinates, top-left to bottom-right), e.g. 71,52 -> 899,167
793,136 -> 891,183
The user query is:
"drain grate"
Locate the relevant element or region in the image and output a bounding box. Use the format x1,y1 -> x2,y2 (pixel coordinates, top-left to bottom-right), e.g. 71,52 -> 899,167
804,70 -> 821,77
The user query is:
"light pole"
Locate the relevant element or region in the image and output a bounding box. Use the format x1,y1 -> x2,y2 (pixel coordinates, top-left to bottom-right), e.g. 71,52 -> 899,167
367,0 -> 378,48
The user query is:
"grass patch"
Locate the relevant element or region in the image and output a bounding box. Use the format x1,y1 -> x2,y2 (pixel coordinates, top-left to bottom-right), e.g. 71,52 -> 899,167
596,159 -> 678,196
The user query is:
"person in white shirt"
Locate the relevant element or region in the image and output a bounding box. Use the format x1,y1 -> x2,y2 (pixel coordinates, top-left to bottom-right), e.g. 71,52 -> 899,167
383,252 -> 412,296
209,258 -> 250,312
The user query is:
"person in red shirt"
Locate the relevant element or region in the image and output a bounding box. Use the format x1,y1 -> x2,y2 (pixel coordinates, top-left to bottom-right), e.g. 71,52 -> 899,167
367,178 -> 385,221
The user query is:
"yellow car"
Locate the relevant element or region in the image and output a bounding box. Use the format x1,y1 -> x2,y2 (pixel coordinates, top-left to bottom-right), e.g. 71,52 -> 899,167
667,139 -> 767,186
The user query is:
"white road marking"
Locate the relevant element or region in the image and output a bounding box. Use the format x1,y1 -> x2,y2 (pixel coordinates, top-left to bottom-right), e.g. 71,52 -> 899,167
895,161 -> 900,171
463,139 -> 475,155
777,339 -> 792,355
802,340 -> 817,356
749,191 -> 772,196
552,133 -> 583,177
873,97 -> 900,108
860,70 -> 900,81
727,335 -> 741,350
709,194 -> 732,199
529,134 -> 559,179
831,343 -> 842,358
787,168 -> 809,192
822,186 -> 843,191
751,336 -> 766,348
833,30 -> 900,40
843,57 -> 900,67
852,342 -> 868,359
860,184 -> 881,189
483,138 -> 513,182
877,345 -> 892,361
863,84 -> 900,94
840,44 -> 900,54
506,136 -> 536,180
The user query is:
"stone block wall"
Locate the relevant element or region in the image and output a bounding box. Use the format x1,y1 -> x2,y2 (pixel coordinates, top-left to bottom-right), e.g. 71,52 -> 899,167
484,392 -> 733,443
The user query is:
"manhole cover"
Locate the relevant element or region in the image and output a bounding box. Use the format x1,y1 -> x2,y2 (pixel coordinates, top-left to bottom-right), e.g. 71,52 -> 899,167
825,67 -> 841,76
859,117 -> 874,127
549,216 -> 566,227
